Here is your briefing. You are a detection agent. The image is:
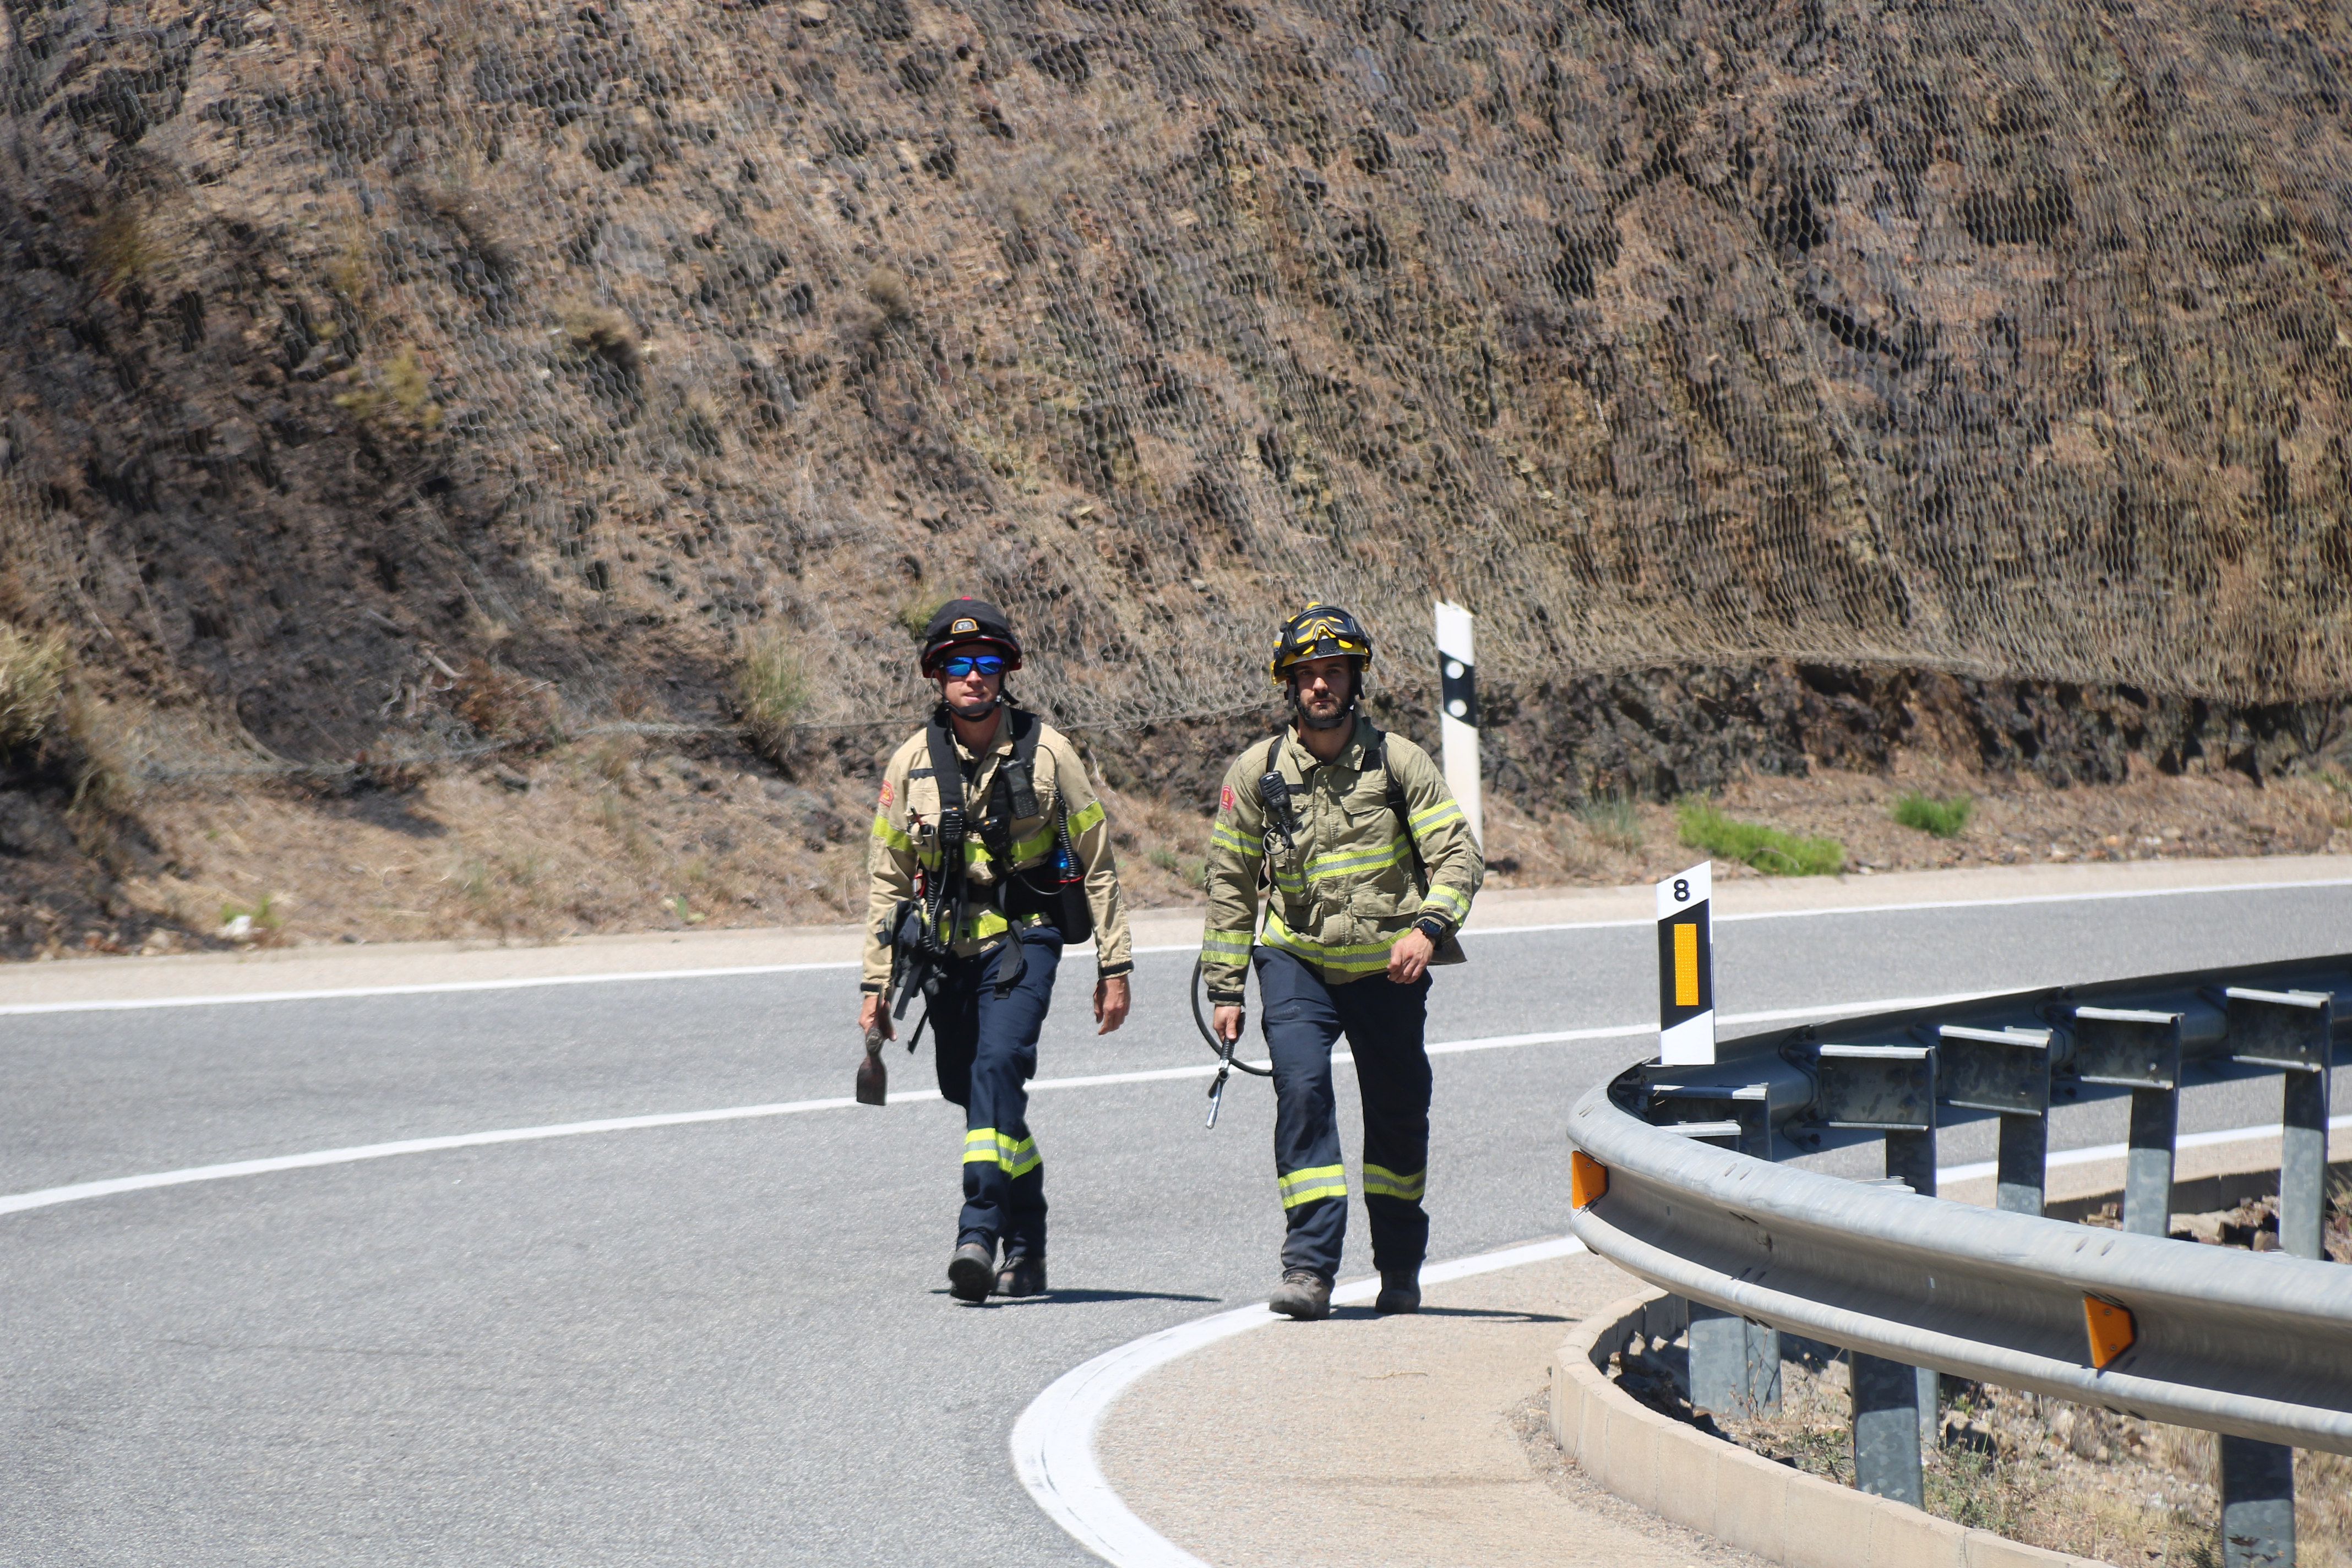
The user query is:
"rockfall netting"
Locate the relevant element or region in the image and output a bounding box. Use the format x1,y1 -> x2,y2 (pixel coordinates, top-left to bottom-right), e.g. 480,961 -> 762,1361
2,0 -> 2348,763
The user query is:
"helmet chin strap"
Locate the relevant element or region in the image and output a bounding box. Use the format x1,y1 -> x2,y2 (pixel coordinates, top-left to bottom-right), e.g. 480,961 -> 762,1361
940,689 -> 1004,723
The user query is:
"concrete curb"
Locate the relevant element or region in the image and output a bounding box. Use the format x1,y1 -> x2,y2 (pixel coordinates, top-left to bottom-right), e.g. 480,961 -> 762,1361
1551,1288 -> 2106,1568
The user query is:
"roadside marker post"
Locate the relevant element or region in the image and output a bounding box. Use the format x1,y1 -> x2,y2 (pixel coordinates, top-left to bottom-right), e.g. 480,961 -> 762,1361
1657,862 -> 1714,1067
1432,601 -> 1483,851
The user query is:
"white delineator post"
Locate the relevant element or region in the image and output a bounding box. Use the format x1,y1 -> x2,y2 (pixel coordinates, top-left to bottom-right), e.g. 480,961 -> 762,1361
1657,861 -> 1716,1066
1433,601 -> 1483,850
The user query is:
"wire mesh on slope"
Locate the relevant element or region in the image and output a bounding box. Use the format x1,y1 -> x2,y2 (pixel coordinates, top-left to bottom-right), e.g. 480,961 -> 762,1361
1,0 -> 2347,761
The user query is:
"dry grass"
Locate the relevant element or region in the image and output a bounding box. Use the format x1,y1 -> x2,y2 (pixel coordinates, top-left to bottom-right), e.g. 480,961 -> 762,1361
737,631 -> 811,762
1690,1353 -> 2352,1568
0,622 -> 67,747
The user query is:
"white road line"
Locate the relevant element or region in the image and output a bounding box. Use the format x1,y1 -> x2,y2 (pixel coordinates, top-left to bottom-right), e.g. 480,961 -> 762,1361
1010,1235 -> 1589,1568
7,874 -> 2343,1017
0,960 -> 860,1016
0,989 -> 2010,1220
1937,1113 -> 2352,1185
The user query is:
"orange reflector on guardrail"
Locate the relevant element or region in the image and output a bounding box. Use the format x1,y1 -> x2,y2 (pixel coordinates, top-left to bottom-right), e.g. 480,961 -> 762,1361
2083,1295 -> 2136,1369
1571,1151 -> 1609,1209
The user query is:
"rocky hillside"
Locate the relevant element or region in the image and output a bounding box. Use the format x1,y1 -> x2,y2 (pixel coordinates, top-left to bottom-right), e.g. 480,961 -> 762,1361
1,0 -> 2349,953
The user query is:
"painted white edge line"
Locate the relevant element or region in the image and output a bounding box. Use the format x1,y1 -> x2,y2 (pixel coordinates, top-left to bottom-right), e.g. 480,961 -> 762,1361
1936,1113 -> 2352,1185
9,875 -> 2344,1017
1010,1234 -> 1589,1567
0,990 -> 2002,1219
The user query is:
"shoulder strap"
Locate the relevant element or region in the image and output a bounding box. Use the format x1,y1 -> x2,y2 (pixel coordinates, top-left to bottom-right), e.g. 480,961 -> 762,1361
1366,732 -> 1429,892
923,718 -> 963,813
1001,710 -> 1042,819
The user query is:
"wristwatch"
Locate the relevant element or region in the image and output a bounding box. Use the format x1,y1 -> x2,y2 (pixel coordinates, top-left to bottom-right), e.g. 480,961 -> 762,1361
1413,914 -> 1448,944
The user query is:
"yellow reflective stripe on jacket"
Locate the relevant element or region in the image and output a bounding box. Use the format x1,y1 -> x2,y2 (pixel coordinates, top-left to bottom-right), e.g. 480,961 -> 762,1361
1422,883 -> 1470,921
1201,927 -> 1254,961
872,813 -> 914,852
960,822 -> 1059,869
1068,799 -> 1106,835
1210,821 -> 1261,859
1277,1163 -> 1347,1208
1306,832 -> 1409,881
963,1126 -> 1042,1178
1362,1162 -> 1427,1201
1409,798 -> 1463,834
1261,907 -> 1393,974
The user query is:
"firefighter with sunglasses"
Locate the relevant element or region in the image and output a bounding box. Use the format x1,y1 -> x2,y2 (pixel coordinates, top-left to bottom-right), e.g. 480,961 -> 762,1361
1201,605 -> 1483,1320
858,598 -> 1133,1303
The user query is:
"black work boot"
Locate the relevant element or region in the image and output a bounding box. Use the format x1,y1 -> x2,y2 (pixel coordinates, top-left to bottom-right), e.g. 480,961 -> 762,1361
947,1241 -> 995,1303
1374,1270 -> 1422,1315
1267,1268 -> 1332,1321
996,1254 -> 1047,1298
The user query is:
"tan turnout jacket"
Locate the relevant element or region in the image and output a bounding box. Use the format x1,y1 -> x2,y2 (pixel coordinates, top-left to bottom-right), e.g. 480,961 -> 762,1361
1199,716 -> 1483,1003
861,708 -> 1131,993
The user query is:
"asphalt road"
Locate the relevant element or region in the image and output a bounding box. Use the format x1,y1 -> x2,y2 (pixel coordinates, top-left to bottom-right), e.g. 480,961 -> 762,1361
3,883 -> 2348,1565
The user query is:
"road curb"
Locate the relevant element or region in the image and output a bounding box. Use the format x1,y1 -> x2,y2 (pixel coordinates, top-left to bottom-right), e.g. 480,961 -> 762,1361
1551,1288 -> 2105,1568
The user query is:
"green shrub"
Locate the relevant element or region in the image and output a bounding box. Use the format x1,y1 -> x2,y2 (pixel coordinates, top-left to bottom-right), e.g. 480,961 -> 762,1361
1676,799 -> 1845,876
0,623 -> 67,748
1891,791 -> 1974,838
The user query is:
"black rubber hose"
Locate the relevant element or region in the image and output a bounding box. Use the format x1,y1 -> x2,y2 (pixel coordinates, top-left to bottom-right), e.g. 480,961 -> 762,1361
1190,959 -> 1272,1075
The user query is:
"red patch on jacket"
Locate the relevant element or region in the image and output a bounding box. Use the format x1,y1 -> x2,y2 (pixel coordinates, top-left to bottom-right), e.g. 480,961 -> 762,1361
1219,784 -> 1235,812
880,780 -> 894,807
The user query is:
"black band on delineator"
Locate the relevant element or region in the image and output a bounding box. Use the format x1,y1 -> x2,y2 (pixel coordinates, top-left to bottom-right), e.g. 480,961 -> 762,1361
1439,655 -> 1478,727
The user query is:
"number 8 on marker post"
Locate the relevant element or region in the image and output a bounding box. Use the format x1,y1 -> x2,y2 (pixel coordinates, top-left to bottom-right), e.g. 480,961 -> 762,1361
1656,861 -> 1715,1066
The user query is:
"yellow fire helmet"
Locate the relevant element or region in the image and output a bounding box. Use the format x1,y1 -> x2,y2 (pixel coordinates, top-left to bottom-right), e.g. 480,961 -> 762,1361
1268,602 -> 1373,684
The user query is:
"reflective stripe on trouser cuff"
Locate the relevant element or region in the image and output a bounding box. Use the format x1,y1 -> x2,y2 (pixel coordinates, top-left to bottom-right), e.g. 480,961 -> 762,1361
1277,1163 -> 1347,1208
1362,1162 -> 1427,1201
964,1126 -> 1043,1178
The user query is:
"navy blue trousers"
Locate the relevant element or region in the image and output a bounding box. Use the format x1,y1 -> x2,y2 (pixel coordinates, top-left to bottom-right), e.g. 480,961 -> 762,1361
1254,946 -> 1432,1282
931,929 -> 1061,1260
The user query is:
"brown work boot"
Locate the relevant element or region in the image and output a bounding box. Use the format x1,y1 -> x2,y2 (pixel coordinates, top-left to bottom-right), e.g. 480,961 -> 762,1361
1374,1271 -> 1421,1315
1268,1268 -> 1332,1320
947,1242 -> 995,1303
996,1254 -> 1047,1298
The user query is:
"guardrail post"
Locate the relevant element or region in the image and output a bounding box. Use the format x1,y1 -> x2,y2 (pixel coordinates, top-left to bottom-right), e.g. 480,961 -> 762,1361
1810,1042 -> 1940,1487
1939,1025 -> 2052,1216
1651,1098 -> 1784,1416
2219,1434 -> 2295,1568
1850,1350 -> 1925,1507
1689,1306 -> 1781,1418
2071,1008 -> 2185,1237
2223,988 -> 2333,1261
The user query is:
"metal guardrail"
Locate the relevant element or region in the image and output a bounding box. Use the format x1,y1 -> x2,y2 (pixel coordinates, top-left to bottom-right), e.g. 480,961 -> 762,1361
1566,952 -> 2352,1567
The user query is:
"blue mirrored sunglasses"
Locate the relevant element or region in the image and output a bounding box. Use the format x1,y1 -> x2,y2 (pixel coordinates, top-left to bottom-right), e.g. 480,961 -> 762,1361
938,654 -> 1006,678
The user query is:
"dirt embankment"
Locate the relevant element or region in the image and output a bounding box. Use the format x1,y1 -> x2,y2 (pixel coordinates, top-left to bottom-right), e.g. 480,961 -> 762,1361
3,0 -> 2350,955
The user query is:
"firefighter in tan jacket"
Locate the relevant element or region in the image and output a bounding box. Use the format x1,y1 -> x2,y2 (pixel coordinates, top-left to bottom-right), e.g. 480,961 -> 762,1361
1202,605 -> 1483,1320
857,598 -> 1132,1303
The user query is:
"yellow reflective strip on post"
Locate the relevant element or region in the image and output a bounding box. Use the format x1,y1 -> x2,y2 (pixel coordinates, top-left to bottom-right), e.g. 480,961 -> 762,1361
1674,923 -> 1699,1008
1423,884 -> 1469,919
1362,1163 -> 1427,1201
1278,1164 -> 1347,1208
872,813 -> 914,851
1068,799 -> 1106,834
